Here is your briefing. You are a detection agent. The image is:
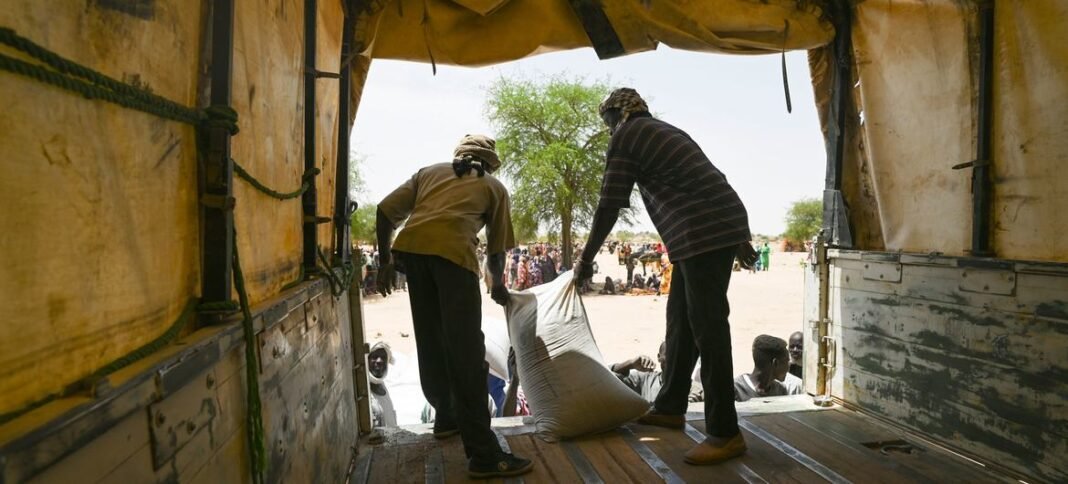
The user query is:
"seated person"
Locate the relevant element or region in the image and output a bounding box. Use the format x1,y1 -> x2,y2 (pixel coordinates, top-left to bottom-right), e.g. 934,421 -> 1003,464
599,276 -> 617,295
788,331 -> 804,379
611,342 -> 702,403
734,335 -> 802,401
631,273 -> 646,290
368,342 -> 397,427
647,273 -> 661,293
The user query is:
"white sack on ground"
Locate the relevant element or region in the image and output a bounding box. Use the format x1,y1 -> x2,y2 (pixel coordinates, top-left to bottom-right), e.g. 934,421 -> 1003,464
506,271 -> 650,440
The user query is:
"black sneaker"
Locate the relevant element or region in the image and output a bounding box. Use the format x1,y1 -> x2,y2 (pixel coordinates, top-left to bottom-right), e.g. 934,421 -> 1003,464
468,453 -> 533,479
432,421 -> 459,440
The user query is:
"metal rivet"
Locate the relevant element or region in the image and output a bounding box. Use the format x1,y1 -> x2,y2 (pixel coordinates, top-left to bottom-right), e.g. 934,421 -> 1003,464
186,422 -> 196,434
206,374 -> 216,388
155,411 -> 166,427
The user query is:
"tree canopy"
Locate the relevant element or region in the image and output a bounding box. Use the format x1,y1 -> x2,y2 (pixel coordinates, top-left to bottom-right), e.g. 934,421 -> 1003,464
486,76 -> 635,266
783,197 -> 822,245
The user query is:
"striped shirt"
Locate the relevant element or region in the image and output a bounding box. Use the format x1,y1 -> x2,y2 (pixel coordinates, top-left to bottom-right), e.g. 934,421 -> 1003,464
598,115 -> 751,262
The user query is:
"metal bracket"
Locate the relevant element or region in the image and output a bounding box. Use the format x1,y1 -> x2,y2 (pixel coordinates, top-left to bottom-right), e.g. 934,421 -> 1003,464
821,336 -> 837,370
951,159 -> 990,170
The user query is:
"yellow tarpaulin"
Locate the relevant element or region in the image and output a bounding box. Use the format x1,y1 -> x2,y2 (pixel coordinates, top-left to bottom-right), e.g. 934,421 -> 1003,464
358,0 -> 835,66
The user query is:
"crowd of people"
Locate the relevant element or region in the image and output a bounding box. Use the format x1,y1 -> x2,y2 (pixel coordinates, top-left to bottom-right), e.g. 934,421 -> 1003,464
494,243 -> 581,291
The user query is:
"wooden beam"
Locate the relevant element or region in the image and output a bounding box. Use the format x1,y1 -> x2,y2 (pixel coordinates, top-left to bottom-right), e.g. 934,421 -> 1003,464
201,0 -> 237,306
567,0 -> 625,60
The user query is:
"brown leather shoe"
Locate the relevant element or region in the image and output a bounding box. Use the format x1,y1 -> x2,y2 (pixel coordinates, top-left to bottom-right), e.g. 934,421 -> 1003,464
684,434 -> 747,465
637,411 -> 685,429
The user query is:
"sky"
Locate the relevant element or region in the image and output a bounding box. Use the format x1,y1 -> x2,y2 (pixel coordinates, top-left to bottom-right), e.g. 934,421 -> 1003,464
351,46 -> 826,236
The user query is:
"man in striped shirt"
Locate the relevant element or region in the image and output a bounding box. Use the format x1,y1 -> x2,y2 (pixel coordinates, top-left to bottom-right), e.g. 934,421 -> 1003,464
576,88 -> 758,465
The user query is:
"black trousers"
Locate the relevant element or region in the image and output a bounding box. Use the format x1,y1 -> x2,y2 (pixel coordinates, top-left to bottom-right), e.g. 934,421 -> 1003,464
654,246 -> 740,438
398,252 -> 502,462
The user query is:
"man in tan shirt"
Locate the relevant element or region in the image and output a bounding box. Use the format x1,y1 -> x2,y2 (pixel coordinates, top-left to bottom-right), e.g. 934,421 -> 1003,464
375,135 -> 531,479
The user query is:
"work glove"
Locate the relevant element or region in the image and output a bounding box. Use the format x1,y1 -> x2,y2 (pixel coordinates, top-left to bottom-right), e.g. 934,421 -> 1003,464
573,260 -> 595,287
736,243 -> 759,270
491,283 -> 510,306
376,263 -> 394,297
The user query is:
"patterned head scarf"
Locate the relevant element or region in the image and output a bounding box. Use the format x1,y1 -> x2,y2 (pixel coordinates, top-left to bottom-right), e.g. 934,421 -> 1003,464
599,87 -> 649,124
453,134 -> 501,176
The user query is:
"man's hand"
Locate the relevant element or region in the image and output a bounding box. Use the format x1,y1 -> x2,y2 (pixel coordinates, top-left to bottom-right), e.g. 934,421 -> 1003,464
491,283 -> 510,306
376,263 -> 394,297
573,260 -> 595,287
736,243 -> 758,270
688,388 -> 704,403
625,355 -> 657,372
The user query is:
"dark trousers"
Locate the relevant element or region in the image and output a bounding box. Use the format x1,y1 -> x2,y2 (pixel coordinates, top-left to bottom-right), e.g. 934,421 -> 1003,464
398,252 -> 502,462
654,246 -> 740,438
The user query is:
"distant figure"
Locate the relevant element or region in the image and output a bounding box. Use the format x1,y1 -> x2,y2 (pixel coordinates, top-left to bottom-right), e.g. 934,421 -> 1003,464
647,273 -> 661,294
611,342 -> 702,403
788,332 -> 804,379
759,242 -> 771,271
734,335 -> 800,401
599,276 -> 617,295
632,272 -> 646,290
368,342 -> 397,427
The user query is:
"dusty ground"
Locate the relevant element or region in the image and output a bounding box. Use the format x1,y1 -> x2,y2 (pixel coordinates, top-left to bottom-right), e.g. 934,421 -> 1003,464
362,250 -> 809,376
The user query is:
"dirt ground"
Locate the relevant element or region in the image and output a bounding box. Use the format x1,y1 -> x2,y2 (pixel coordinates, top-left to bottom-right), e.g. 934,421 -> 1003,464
361,250 -> 810,376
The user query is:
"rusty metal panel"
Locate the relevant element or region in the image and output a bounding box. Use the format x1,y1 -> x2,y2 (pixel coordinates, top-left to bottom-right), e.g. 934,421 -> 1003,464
959,269 -> 1017,296
862,261 -> 902,283
148,368 -> 220,469
831,252 -> 1068,482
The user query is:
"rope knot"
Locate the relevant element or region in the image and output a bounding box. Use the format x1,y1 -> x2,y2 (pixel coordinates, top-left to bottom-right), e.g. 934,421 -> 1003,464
202,104 -> 240,135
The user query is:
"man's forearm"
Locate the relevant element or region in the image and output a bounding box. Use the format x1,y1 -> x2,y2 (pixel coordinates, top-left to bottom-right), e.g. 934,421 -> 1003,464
375,209 -> 395,264
487,252 -> 506,286
581,207 -> 620,263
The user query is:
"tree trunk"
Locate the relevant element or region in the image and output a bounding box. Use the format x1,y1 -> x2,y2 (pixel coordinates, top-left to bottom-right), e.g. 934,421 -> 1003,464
561,209 -> 572,268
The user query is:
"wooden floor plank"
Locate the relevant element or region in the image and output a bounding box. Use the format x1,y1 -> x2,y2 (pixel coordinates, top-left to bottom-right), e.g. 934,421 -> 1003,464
749,413 -> 916,484
504,434 -> 555,484
573,433 -> 636,483
529,437 -> 583,482
395,443 -> 430,484
791,410 -> 1006,483
688,418 -> 826,484
601,430 -> 668,483
366,445 -> 400,483
438,436 -> 486,484
631,422 -> 748,484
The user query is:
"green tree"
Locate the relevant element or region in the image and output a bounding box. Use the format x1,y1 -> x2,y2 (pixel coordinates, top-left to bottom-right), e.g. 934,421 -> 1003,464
783,198 -> 822,245
349,150 -> 368,202
351,202 -> 377,246
487,76 -> 635,267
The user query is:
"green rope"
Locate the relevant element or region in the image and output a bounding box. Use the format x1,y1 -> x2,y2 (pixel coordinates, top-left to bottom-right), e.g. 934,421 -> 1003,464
316,247 -> 356,298
232,227 -> 268,484
234,164 -> 320,200
0,300 -> 197,426
0,28 -> 201,125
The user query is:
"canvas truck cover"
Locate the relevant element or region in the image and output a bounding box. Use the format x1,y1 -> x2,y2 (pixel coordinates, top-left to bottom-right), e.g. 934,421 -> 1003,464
0,0 -> 347,417
812,0 -> 1068,261
506,272 -> 650,440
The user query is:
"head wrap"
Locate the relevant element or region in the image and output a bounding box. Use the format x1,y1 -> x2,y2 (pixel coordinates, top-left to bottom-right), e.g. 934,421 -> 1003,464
453,134 -> 501,177
599,87 -> 650,124
368,341 -> 394,384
